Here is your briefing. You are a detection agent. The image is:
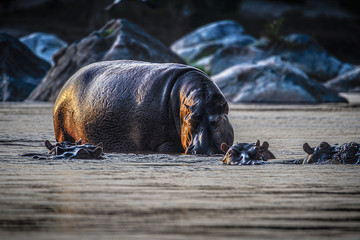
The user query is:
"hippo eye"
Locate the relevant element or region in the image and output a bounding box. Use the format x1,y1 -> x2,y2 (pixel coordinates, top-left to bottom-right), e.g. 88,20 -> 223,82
209,115 -> 221,128
210,120 -> 219,128
210,120 -> 216,126
319,142 -> 330,149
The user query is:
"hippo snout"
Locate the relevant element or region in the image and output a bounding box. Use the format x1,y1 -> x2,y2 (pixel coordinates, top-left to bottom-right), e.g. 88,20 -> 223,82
185,133 -> 222,155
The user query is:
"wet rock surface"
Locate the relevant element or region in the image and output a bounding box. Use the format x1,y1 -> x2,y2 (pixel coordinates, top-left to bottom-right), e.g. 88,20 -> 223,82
0,33 -> 51,101
210,45 -> 264,75
212,56 -> 347,104
301,141 -> 360,164
20,32 -> 68,65
221,140 -> 275,165
171,21 -> 352,84
263,34 -> 353,82
27,19 -> 184,102
324,67 -> 360,93
171,20 -> 255,70
209,33 -> 353,81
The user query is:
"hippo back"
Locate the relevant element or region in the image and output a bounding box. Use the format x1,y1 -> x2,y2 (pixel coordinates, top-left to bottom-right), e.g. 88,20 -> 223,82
54,60 -> 200,152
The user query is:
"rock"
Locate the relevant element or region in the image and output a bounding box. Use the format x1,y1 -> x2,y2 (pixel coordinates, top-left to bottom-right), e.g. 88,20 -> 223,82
264,34 -> 353,81
212,56 -> 347,104
20,32 -> 68,65
173,25 -> 352,81
208,33 -> 352,80
27,19 -> 184,102
324,67 -> 360,93
170,20 -> 255,68
0,33 -> 51,101
210,45 -> 264,75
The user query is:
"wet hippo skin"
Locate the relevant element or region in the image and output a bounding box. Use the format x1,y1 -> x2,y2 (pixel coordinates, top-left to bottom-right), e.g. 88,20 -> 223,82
53,60 -> 234,154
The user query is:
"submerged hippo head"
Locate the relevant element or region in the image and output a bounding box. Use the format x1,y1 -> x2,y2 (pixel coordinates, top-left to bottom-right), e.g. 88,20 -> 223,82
181,94 -> 234,155
303,141 -> 360,164
302,142 -> 336,164
45,139 -> 103,159
221,140 -> 276,165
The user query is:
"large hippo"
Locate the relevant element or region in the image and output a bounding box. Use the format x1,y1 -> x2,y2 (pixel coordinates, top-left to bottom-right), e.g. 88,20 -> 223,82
53,60 -> 234,154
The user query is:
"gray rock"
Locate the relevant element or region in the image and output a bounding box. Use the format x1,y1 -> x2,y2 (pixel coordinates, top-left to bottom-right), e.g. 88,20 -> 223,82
20,32 -> 68,65
0,33 -> 51,101
212,56 -> 347,104
172,23 -> 351,81
208,33 -> 352,80
210,45 -> 264,75
265,34 -> 353,81
324,67 -> 360,92
171,20 -> 255,67
27,19 -> 184,102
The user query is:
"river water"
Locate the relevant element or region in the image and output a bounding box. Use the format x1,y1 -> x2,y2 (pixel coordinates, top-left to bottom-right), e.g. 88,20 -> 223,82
0,100 -> 360,239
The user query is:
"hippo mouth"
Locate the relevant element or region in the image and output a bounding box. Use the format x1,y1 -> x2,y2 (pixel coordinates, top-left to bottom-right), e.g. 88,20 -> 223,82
185,134 -> 222,155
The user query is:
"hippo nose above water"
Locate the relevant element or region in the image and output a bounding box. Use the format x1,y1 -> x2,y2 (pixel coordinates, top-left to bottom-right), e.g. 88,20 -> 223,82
185,128 -> 222,155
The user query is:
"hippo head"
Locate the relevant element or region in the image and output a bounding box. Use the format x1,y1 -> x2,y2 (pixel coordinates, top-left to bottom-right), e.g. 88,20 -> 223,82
180,95 -> 234,155
303,142 -> 335,163
221,140 -> 275,165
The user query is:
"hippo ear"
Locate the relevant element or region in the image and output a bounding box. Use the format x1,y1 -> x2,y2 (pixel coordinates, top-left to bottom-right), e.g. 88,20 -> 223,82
303,143 -> 314,154
90,146 -> 103,159
45,140 -> 54,150
76,139 -> 82,145
96,142 -> 103,148
256,140 -> 260,147
76,149 -> 91,159
220,143 -> 230,153
319,142 -> 330,150
261,141 -> 269,151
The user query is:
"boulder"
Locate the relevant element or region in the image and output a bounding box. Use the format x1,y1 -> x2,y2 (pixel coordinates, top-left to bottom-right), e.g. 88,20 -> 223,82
263,34 -> 353,81
210,45 -> 264,75
20,32 -> 68,65
207,33 -> 352,80
0,33 -> 51,101
27,19 -> 184,102
170,20 -> 255,70
212,56 -> 347,104
324,67 -> 360,93
171,22 -> 351,80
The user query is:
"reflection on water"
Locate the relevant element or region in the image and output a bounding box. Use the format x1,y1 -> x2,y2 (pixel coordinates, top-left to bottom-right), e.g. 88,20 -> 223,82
0,103 -> 360,239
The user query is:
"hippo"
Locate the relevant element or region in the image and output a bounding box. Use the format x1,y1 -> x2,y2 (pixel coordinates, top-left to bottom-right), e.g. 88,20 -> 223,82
302,142 -> 360,164
45,140 -> 103,159
53,60 -> 234,154
221,140 -> 276,165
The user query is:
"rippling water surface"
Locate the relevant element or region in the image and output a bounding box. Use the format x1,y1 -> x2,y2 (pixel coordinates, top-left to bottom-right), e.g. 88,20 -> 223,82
0,102 -> 360,239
